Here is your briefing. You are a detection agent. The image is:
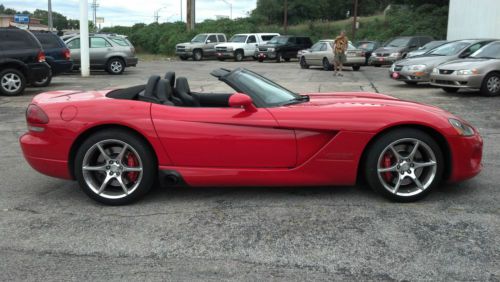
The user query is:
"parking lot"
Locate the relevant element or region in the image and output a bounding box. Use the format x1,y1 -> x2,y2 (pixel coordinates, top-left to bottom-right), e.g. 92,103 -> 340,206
1,60 -> 499,280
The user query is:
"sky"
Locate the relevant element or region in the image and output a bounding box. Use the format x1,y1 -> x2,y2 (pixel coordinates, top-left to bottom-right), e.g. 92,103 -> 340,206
1,0 -> 257,27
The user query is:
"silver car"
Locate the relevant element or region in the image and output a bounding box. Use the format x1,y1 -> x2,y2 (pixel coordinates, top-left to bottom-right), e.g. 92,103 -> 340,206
407,40 -> 447,58
430,41 -> 500,96
65,34 -> 138,75
299,40 -> 364,71
389,39 -> 494,85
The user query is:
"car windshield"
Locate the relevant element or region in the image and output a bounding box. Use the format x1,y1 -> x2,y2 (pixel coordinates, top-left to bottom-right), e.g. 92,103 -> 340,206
229,35 -> 247,43
385,38 -> 410,47
470,42 -> 500,59
230,69 -> 300,107
428,41 -> 470,56
191,34 -> 208,43
268,36 -> 289,44
420,41 -> 445,51
358,42 -> 375,50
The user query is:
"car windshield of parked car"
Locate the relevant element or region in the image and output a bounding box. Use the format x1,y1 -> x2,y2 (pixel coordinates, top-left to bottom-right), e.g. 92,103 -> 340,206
420,41 -> 445,51
191,34 -> 208,43
427,41 -> 469,56
231,69 -> 300,107
268,36 -> 289,44
229,35 -> 247,43
385,38 -> 410,47
358,42 -> 375,50
470,42 -> 500,59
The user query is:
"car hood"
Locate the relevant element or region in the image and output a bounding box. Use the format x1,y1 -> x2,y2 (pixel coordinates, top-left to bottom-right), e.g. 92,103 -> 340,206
373,46 -> 405,53
216,42 -> 246,48
177,42 -> 203,47
396,55 -> 453,67
259,43 -> 283,48
437,58 -> 496,70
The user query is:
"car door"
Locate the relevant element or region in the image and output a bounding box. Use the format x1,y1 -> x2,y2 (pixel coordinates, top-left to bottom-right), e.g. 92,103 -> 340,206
89,37 -> 112,66
305,43 -> 324,66
245,35 -> 257,56
205,34 -> 218,56
151,104 -> 297,168
66,38 -> 81,64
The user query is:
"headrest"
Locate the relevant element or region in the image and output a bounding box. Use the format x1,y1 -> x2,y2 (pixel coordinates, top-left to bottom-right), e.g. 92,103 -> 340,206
156,79 -> 173,102
145,75 -> 161,98
164,72 -> 176,88
176,77 -> 190,94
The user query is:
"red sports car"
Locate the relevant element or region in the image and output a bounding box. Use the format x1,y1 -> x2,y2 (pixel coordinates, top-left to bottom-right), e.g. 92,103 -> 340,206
20,68 -> 483,205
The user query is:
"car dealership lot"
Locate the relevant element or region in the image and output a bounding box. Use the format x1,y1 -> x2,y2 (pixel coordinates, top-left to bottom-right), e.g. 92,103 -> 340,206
1,61 -> 499,280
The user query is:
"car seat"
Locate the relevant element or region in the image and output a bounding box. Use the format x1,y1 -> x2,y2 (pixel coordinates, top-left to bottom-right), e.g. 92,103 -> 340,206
175,77 -> 200,107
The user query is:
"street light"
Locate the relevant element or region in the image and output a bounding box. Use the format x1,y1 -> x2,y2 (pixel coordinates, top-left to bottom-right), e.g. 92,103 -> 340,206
220,0 -> 232,19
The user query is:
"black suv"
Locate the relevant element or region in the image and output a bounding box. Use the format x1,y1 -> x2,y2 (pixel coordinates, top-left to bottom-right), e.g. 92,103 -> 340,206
31,31 -> 73,86
0,28 -> 51,96
256,35 -> 313,62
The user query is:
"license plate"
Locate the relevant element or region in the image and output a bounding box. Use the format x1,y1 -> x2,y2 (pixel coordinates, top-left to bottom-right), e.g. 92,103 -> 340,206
392,72 -> 400,79
347,53 -> 356,57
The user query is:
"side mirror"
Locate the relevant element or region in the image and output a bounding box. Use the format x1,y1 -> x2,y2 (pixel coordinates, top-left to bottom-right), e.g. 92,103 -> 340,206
206,40 -> 211,43
459,52 -> 470,58
229,93 -> 257,112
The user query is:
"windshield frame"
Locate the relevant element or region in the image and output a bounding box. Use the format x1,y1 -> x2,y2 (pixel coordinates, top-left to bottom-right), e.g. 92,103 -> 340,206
191,34 -> 208,43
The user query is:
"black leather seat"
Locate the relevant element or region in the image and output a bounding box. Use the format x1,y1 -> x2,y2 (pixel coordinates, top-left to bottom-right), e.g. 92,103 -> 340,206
164,72 -> 182,106
138,75 -> 160,103
175,77 -> 200,107
155,79 -> 174,105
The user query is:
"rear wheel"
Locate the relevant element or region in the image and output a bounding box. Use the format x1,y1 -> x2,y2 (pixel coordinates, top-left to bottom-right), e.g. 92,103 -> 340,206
106,58 -> 125,75
179,56 -> 188,61
299,57 -> 309,69
31,71 -> 52,87
405,81 -> 418,86
352,65 -> 361,71
234,50 -> 244,62
0,68 -> 26,96
442,87 -> 459,93
193,49 -> 203,61
373,64 -> 381,67
364,128 -> 444,202
74,129 -> 157,205
322,58 -> 331,71
480,72 -> 500,96
284,57 -> 291,62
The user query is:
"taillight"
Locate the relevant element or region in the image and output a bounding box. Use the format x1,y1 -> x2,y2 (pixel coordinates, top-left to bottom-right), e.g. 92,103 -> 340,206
62,48 -> 71,60
26,104 -> 49,132
37,51 -> 46,63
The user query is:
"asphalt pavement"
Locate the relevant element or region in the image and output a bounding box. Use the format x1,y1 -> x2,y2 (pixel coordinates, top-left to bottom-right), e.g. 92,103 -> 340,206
0,59 -> 499,281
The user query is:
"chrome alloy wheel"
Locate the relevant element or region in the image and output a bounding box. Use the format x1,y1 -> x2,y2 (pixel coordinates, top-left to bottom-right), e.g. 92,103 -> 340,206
377,138 -> 437,197
1,72 -> 21,93
487,76 -> 500,93
110,61 -> 123,73
82,139 -> 143,199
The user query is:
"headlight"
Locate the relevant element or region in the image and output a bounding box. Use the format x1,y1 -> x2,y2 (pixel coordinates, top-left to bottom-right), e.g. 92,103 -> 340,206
268,48 -> 275,52
432,68 -> 439,74
456,69 -> 478,75
406,64 -> 427,71
449,118 -> 475,136
390,52 -> 401,57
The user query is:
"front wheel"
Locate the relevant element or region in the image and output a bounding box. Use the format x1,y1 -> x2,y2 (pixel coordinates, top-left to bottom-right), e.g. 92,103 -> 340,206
322,58 -> 331,71
364,128 -> 444,202
480,72 -> 500,96
234,50 -> 244,62
352,65 -> 361,71
299,57 -> 309,69
193,49 -> 203,61
442,87 -> 458,93
106,58 -> 125,75
74,129 -> 157,205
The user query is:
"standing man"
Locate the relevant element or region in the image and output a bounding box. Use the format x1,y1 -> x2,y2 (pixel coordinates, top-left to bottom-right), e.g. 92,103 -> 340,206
333,31 -> 348,76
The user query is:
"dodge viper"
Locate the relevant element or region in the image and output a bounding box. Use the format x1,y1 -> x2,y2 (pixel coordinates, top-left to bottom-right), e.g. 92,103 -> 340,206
20,68 -> 483,205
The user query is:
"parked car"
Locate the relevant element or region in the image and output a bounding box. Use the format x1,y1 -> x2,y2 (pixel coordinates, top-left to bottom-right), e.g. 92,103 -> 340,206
430,40 -> 500,96
0,28 -> 51,96
389,39 -> 494,85
214,33 -> 279,61
256,35 -> 313,62
20,67 -> 482,204
31,31 -> 73,87
407,40 -> 447,58
175,33 -> 227,61
65,34 -> 138,75
356,40 -> 380,65
299,40 -> 364,71
369,36 -> 434,67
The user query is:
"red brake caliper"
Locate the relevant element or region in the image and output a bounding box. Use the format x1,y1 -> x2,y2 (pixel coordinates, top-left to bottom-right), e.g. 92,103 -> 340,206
126,152 -> 139,182
382,153 -> 394,182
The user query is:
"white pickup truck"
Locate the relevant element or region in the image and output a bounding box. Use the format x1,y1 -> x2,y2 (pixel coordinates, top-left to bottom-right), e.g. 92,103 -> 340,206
215,33 -> 280,61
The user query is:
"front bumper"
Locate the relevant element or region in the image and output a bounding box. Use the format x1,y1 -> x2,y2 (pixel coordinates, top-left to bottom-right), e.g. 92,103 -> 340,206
216,51 -> 235,59
257,51 -> 277,60
125,57 -> 139,67
429,73 -> 484,89
176,51 -> 193,57
389,69 -> 431,82
26,62 -> 51,82
448,133 -> 483,183
369,55 -> 401,65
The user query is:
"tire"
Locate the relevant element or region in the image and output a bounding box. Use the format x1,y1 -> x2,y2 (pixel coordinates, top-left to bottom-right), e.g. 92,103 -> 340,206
106,58 -> 125,75
352,65 -> 361,71
275,52 -> 282,63
364,128 -> 444,202
480,72 -> 500,97
373,64 -> 381,68
179,56 -> 188,61
252,56 -> 258,61
405,81 -> 418,86
74,129 -> 157,205
284,58 -> 291,62
30,71 -> 52,87
299,57 -> 309,69
322,58 -> 331,71
193,49 -> 203,61
234,50 -> 244,62
258,58 -> 264,62
217,58 -> 226,61
0,68 -> 26,96
442,87 -> 458,93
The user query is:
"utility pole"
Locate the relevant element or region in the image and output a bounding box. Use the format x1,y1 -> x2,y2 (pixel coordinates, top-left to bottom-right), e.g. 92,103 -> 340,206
187,0 -> 195,30
91,0 -> 99,31
180,0 -> 183,22
79,0 -> 90,77
352,0 -> 358,40
284,0 -> 288,33
48,0 -> 53,32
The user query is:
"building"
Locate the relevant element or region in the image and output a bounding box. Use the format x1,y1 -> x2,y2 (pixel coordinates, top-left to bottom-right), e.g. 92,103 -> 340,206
447,0 -> 500,40
0,15 -> 49,31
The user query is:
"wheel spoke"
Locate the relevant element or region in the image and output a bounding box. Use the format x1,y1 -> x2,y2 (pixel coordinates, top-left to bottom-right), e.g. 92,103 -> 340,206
97,174 -> 113,194
393,177 -> 402,194
389,145 -> 402,161
83,165 -> 107,171
96,143 -> 111,161
378,165 -> 398,173
116,176 -> 129,195
116,144 -> 129,162
411,175 -> 424,191
123,166 -> 142,172
413,160 -> 436,169
408,141 -> 420,159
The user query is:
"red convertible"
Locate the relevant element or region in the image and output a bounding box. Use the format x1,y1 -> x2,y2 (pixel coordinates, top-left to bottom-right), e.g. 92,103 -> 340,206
20,68 -> 483,205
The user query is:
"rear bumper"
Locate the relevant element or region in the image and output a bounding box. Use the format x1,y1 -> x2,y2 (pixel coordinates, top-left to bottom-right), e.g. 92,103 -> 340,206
448,133 -> 483,183
345,57 -> 365,66
389,69 -> 431,82
125,57 -> 138,67
48,60 -> 73,76
26,62 -> 51,82
429,74 -> 483,89
369,55 -> 401,65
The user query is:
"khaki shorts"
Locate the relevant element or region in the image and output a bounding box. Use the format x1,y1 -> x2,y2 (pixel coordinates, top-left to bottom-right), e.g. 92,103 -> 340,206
334,53 -> 346,64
